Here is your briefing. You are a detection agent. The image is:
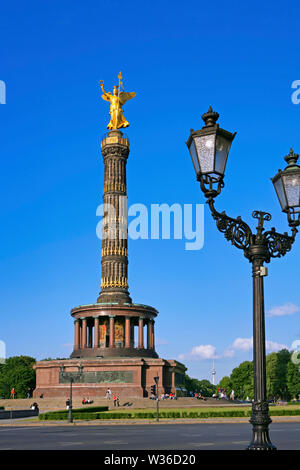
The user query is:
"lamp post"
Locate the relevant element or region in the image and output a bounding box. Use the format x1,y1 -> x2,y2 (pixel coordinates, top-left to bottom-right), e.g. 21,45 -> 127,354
154,376 -> 159,422
186,108 -> 300,451
60,363 -> 84,423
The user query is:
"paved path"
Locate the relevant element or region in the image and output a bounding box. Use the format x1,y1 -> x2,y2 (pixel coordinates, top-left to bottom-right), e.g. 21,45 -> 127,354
0,422 -> 299,450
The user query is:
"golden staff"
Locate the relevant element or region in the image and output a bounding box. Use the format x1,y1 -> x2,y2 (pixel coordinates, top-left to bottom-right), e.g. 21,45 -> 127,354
116,71 -> 123,128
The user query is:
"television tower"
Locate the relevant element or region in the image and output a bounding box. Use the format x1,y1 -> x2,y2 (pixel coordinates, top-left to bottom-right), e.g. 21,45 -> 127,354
212,360 -> 216,385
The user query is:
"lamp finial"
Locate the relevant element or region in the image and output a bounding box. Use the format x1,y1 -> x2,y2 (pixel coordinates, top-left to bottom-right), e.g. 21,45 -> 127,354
201,106 -> 219,127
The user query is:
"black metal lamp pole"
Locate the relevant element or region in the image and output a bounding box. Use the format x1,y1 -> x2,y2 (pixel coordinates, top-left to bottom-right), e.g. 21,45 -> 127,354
60,363 -> 84,424
186,109 -> 300,450
154,376 -> 159,422
68,377 -> 73,423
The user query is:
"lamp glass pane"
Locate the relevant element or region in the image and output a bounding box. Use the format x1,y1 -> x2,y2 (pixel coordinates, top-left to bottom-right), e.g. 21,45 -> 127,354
188,138 -> 200,175
194,134 -> 215,174
283,173 -> 300,208
215,135 -> 231,175
274,177 -> 287,210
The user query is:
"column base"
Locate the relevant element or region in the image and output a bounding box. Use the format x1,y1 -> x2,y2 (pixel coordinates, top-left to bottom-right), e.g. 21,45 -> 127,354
97,290 -> 132,305
70,346 -> 159,359
247,402 -> 277,450
247,429 -> 277,451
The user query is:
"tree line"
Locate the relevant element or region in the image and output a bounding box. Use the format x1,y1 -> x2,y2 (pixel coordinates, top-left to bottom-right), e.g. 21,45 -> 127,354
185,349 -> 300,401
217,349 -> 300,401
0,356 -> 66,399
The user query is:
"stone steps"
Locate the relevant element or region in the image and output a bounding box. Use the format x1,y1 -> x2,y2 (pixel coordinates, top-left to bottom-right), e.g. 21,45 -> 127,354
0,397 -> 242,413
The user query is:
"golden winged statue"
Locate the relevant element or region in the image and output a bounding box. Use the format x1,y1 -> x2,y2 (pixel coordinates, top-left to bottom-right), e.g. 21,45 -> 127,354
99,72 -> 136,129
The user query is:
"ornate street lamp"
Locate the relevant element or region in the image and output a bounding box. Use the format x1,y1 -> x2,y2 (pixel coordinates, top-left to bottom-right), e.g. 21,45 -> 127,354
60,363 -> 84,423
154,376 -> 159,422
186,107 -> 300,451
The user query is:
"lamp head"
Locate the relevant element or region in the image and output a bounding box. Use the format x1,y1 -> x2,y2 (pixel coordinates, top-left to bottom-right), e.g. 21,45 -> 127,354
272,148 -> 300,227
186,107 -> 236,198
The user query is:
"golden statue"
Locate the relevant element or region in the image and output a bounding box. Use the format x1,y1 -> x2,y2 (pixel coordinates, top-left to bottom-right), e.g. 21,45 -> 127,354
99,72 -> 136,129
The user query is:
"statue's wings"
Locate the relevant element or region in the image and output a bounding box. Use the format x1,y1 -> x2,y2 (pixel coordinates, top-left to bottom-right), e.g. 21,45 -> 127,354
101,92 -> 112,102
119,91 -> 136,106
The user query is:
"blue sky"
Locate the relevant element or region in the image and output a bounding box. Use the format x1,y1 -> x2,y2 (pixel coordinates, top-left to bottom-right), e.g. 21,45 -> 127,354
0,0 -> 300,383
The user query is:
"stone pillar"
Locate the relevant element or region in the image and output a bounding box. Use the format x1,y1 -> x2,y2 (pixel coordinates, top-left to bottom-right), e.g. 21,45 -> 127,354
152,320 -> 155,350
109,315 -> 115,348
79,321 -> 82,349
97,131 -> 131,305
138,317 -> 144,349
130,324 -> 135,348
125,316 -> 131,348
94,317 -> 99,348
147,320 -> 153,349
81,318 -> 87,349
74,319 -> 80,350
88,322 -> 93,348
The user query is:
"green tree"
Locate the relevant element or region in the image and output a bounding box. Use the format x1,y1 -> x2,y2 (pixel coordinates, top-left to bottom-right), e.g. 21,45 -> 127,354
0,356 -> 36,398
287,360 -> 300,400
230,361 -> 253,399
276,349 -> 291,400
266,352 -> 278,399
184,375 -> 216,396
184,374 -> 200,395
217,376 -> 232,395
218,349 -> 294,402
266,349 -> 291,400
197,379 -> 216,397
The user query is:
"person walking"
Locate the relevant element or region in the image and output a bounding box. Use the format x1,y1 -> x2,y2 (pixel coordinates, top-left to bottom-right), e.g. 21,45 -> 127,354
113,395 -> 117,407
10,388 -> 15,399
116,395 -> 120,407
106,388 -> 111,400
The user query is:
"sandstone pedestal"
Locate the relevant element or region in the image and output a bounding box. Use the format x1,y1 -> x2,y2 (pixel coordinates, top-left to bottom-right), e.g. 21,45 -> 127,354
34,357 -> 186,399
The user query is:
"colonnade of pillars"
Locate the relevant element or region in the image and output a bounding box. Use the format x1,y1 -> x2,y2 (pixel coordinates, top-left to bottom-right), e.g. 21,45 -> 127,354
74,316 -> 155,350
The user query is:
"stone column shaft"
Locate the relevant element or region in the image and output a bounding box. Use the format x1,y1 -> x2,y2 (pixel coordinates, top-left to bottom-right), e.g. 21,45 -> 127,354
109,316 -> 115,348
152,321 -> 155,350
81,318 -> 87,349
97,130 -> 131,304
125,317 -> 131,348
138,317 -> 144,349
94,317 -> 99,348
147,321 -> 153,350
88,323 -> 93,348
74,320 -> 80,349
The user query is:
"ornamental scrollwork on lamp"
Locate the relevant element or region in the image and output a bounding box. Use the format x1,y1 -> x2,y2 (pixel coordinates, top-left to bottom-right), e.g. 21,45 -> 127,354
264,227 -> 297,260
207,197 -> 298,263
208,198 -> 253,252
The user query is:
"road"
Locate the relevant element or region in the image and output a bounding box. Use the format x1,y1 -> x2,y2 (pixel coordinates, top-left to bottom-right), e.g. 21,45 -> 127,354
0,422 -> 299,450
